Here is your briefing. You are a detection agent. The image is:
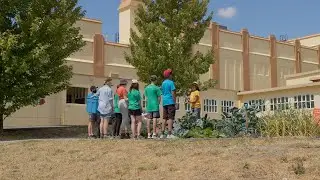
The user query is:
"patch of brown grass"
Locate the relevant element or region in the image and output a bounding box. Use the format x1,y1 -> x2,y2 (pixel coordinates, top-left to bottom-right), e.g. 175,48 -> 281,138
1,138 -> 320,180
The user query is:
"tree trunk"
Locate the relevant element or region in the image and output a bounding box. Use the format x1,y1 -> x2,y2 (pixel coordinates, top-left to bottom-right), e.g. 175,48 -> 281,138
0,113 -> 3,135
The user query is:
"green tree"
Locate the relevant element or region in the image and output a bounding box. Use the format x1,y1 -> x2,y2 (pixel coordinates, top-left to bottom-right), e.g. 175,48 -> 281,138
125,0 -> 215,94
0,0 -> 85,133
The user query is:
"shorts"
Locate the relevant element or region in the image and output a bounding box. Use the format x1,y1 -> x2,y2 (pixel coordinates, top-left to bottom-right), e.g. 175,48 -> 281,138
163,104 -> 176,120
129,109 -> 142,116
89,113 -> 99,122
100,113 -> 112,120
147,111 -> 160,119
114,113 -> 122,120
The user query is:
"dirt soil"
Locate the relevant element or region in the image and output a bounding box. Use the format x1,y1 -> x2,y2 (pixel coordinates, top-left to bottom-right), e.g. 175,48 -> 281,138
0,126 -> 88,141
1,138 -> 320,180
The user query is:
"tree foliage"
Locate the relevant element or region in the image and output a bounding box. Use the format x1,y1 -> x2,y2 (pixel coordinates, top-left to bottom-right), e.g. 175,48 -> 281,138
0,0 -> 85,131
125,0 -> 215,94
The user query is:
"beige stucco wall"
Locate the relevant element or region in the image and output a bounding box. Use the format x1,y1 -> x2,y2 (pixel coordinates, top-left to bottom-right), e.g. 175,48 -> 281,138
119,9 -> 132,44
199,28 -> 212,45
219,30 -> 242,50
219,31 -> 243,91
299,36 -> 320,47
69,41 -> 94,61
4,93 -> 63,128
249,54 -> 270,90
285,70 -> 320,86
75,19 -> 102,40
301,47 -> 319,72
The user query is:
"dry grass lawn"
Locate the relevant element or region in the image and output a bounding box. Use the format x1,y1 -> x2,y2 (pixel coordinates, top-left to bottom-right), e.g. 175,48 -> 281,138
1,138 -> 320,180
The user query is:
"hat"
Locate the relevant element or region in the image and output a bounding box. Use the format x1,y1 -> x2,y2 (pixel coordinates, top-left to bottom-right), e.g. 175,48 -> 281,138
132,79 -> 138,83
120,79 -> 128,85
150,75 -> 157,82
105,77 -> 112,83
163,69 -> 172,78
104,78 -> 113,86
192,81 -> 199,85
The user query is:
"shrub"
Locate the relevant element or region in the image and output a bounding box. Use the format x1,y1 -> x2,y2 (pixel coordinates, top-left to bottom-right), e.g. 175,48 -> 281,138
259,109 -> 320,137
217,105 -> 261,137
174,113 -> 222,138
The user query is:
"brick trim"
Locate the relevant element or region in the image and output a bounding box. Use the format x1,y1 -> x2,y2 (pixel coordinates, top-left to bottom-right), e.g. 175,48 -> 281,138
211,22 -> 220,88
241,29 -> 250,91
269,35 -> 278,87
93,34 -> 105,77
294,40 -> 302,73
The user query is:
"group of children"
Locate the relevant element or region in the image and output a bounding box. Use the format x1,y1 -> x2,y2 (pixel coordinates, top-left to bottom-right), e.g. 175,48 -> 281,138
86,68 -> 201,139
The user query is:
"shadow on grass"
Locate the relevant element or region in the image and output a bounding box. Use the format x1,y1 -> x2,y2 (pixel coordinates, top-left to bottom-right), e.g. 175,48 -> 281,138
0,126 -> 88,141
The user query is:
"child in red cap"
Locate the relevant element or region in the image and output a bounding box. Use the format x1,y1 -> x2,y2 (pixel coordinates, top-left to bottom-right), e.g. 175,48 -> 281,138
160,69 -> 177,139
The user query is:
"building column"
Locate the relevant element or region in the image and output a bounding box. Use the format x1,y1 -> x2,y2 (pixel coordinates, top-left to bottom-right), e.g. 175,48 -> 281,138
241,29 -> 250,91
93,34 -> 105,77
211,22 -> 220,88
269,35 -> 278,88
294,39 -> 302,73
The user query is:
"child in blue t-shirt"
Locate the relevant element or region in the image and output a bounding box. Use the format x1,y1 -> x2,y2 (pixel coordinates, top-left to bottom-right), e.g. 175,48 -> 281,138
86,86 -> 99,138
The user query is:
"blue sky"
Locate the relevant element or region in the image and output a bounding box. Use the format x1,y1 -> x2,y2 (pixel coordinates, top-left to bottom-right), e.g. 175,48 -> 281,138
79,0 -> 320,42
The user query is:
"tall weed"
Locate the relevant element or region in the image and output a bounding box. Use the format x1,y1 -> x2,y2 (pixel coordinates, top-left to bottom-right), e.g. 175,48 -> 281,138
259,109 -> 320,137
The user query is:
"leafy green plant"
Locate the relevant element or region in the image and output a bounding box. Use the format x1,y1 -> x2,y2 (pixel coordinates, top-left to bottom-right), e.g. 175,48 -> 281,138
259,109 -> 320,137
217,105 -> 261,137
174,112 -> 221,138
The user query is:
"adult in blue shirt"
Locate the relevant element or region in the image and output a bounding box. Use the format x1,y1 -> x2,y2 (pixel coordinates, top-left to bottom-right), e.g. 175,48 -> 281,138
161,69 -> 177,139
86,86 -> 99,138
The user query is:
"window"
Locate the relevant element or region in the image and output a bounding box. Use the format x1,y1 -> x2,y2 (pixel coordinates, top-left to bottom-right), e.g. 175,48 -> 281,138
185,101 -> 191,112
294,94 -> 314,109
221,100 -> 234,113
176,97 -> 180,110
203,99 -> 217,113
248,99 -> 266,111
66,87 -> 88,104
142,94 -> 146,108
270,97 -> 289,111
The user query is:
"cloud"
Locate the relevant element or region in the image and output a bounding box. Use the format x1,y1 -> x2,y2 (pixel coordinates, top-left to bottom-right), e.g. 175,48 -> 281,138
217,7 -> 237,19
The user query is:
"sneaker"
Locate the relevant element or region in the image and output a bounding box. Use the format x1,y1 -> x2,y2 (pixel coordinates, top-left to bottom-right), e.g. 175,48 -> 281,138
152,134 -> 157,139
103,135 -> 109,139
159,134 -> 165,139
137,135 -> 144,140
167,134 -> 177,139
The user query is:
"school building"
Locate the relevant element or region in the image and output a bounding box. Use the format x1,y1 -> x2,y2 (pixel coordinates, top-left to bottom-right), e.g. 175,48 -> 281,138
4,0 -> 320,128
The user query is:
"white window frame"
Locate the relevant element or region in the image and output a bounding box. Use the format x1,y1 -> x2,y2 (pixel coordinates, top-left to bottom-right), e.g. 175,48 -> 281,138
294,94 -> 314,109
248,99 -> 266,111
221,100 -> 234,113
270,97 -> 290,111
203,99 -> 217,113
176,97 -> 180,111
185,102 -> 191,112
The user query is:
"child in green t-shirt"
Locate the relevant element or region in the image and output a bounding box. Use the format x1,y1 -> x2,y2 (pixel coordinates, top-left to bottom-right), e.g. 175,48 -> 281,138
128,79 -> 142,139
144,75 -> 161,139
